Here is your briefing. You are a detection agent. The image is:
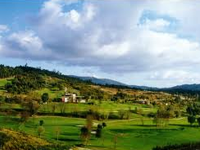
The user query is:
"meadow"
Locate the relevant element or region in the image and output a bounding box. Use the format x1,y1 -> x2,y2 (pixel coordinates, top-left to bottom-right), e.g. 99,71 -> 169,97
0,113 -> 200,150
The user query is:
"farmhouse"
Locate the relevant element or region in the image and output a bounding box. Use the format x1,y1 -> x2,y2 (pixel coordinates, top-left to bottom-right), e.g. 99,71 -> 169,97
62,93 -> 76,103
62,88 -> 87,103
62,93 -> 86,103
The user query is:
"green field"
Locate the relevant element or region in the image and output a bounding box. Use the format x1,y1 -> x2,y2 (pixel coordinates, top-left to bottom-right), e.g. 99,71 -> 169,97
0,79 -> 8,87
0,101 -> 157,119
0,115 -> 199,150
0,78 -> 8,92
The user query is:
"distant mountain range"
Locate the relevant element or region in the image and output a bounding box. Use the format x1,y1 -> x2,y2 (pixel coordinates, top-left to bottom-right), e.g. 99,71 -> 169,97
165,84 -> 200,91
69,75 -> 127,86
70,75 -> 200,92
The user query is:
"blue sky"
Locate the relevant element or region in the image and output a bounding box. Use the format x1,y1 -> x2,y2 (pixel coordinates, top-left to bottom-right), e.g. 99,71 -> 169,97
0,0 -> 200,87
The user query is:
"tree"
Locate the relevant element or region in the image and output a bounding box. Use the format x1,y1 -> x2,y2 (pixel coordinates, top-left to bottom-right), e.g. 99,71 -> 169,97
20,111 -> 30,123
153,106 -> 173,127
197,117 -> 200,126
96,124 -> 103,138
187,115 -> 196,126
118,109 -> 126,120
37,126 -> 45,137
80,126 -> 90,145
22,100 -> 40,116
86,110 -> 93,131
39,120 -> 44,126
41,93 -> 49,103
54,126 -> 60,141
102,122 -> 107,128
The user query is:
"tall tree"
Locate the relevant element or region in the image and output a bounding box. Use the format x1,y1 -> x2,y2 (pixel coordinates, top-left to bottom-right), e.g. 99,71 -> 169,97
41,93 -> 49,103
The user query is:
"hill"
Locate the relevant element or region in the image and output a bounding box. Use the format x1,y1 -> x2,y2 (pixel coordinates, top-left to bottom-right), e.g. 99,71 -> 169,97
165,84 -> 200,91
0,128 -> 49,150
69,74 -> 200,94
70,75 -> 127,86
0,128 -> 70,150
1,64 -> 200,98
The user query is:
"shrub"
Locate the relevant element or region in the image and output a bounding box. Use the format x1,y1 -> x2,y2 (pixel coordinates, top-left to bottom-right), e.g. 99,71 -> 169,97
20,111 -> 30,122
39,120 -> 44,126
80,126 -> 90,145
102,122 -> 107,128
197,117 -> 200,126
188,115 -> 196,126
96,124 -> 102,138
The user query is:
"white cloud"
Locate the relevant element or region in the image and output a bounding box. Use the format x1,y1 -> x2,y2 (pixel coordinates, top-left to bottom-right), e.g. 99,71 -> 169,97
1,0 -> 200,87
0,31 -> 45,59
94,41 -> 130,58
142,18 -> 170,31
149,70 -> 200,85
0,25 -> 9,33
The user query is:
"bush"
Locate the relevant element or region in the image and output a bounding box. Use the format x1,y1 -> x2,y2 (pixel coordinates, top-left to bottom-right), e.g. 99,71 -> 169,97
39,120 -> 44,126
187,115 -> 196,126
20,111 -> 30,122
147,112 -> 156,118
153,142 -> 200,150
197,117 -> 200,126
96,124 -> 102,138
52,98 -> 61,102
102,122 -> 107,128
108,112 -> 120,119
0,96 -> 5,102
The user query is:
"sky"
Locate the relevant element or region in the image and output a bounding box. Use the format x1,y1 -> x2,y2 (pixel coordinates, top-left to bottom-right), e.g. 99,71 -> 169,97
0,0 -> 200,87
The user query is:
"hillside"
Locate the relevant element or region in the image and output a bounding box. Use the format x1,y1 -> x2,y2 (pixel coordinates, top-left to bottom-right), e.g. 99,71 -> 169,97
71,75 -> 200,94
0,65 -> 111,101
70,75 -> 127,86
0,128 -> 49,150
0,128 -> 70,150
0,64 -> 177,103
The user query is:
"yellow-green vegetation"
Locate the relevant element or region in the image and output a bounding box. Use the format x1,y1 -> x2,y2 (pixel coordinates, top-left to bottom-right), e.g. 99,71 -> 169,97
0,78 -> 12,93
0,128 -> 49,150
0,79 -> 9,87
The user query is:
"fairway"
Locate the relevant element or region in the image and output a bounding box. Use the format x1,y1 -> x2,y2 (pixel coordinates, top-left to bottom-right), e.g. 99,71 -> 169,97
0,115 -> 199,150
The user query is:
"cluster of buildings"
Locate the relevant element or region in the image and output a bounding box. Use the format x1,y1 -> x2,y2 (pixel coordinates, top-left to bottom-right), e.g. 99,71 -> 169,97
61,88 -> 87,103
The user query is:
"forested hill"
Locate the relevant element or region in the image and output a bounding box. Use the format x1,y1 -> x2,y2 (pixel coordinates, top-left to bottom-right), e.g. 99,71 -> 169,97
0,64 -> 109,98
1,64 -> 200,95
0,64 -> 83,82
0,64 -> 133,91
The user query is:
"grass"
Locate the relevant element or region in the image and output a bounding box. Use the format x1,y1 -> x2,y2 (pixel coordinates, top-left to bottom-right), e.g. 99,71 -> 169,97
0,115 -> 200,150
32,88 -> 64,99
0,78 -> 9,87
0,78 -> 12,93
38,101 -> 157,116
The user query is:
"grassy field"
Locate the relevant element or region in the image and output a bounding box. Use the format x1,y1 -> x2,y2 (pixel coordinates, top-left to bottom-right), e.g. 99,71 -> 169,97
0,115 -> 199,150
33,88 -> 64,99
0,78 -> 9,87
0,78 -> 13,95
38,101 -> 157,114
0,101 -> 157,119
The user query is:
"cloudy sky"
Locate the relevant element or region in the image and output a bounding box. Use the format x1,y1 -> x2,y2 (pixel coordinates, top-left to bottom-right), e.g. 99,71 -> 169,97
0,0 -> 200,87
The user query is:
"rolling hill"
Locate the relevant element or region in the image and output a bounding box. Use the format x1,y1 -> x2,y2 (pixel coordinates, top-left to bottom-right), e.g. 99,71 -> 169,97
70,75 -> 200,93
